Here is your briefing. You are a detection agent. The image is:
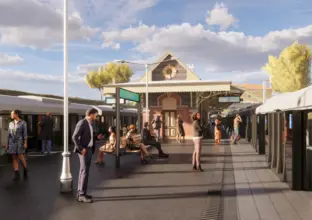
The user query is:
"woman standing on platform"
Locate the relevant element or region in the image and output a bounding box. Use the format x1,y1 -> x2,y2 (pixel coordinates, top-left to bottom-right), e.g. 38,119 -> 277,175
215,115 -> 222,144
176,115 -> 185,143
5,109 -> 28,181
192,112 -> 203,171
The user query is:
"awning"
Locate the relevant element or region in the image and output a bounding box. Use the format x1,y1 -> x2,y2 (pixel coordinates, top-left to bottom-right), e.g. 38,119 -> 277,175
102,80 -> 233,94
256,85 -> 312,114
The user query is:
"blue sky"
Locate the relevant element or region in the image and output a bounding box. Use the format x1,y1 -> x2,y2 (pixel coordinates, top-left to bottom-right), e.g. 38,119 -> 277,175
0,0 -> 311,100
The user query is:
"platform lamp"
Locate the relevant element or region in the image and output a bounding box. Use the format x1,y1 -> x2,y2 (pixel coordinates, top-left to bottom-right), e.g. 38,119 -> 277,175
60,0 -> 73,193
115,57 -> 178,123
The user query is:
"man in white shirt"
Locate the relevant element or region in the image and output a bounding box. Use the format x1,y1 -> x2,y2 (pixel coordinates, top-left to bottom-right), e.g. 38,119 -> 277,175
72,108 -> 98,203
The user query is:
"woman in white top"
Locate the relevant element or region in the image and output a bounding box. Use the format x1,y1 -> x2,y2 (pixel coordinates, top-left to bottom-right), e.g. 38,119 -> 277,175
95,126 -> 116,165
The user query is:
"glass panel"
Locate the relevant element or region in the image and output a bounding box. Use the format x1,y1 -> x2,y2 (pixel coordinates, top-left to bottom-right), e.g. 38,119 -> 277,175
26,115 -> 33,133
165,129 -> 169,137
170,112 -> 175,126
306,112 -> 312,147
170,129 -> 175,136
53,116 -> 61,131
165,112 -> 169,126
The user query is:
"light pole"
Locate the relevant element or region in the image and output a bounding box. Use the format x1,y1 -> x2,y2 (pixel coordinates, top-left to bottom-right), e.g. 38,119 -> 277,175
115,58 -> 177,124
60,0 -> 72,193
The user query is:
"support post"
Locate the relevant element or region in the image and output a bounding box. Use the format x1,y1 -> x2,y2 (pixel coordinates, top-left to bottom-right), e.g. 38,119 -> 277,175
137,102 -> 142,132
115,87 -> 121,168
263,80 -> 266,103
145,63 -> 149,123
60,0 -> 72,193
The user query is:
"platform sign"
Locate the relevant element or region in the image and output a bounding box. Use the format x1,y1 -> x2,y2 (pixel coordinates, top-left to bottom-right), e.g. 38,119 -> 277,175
120,88 -> 140,103
218,96 -> 241,103
105,97 -> 124,104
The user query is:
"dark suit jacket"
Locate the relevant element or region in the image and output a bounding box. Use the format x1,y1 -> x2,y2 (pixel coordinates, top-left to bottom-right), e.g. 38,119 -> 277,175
72,119 -> 96,154
39,116 -> 53,140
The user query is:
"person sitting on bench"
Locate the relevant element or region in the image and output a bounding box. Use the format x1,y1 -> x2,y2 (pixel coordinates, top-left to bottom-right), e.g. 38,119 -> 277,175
94,126 -> 116,165
141,122 -> 169,158
126,124 -> 153,164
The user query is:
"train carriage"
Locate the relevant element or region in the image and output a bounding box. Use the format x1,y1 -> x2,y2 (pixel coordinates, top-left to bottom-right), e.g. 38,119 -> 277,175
0,95 -> 137,152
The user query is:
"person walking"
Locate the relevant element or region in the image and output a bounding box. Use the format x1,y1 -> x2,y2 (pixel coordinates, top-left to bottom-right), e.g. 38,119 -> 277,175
151,115 -> 162,142
141,122 -> 169,158
192,112 -> 203,172
176,115 -> 185,143
39,112 -> 53,155
232,114 -> 242,144
214,115 -> 222,144
6,109 -> 28,180
72,108 -> 99,203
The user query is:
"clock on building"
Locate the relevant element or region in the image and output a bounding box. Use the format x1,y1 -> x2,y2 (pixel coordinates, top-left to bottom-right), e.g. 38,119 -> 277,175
162,65 -> 177,79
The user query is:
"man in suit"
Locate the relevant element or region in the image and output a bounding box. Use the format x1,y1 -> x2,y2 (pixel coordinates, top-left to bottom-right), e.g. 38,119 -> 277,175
72,108 -> 98,203
39,112 -> 54,155
141,122 -> 169,158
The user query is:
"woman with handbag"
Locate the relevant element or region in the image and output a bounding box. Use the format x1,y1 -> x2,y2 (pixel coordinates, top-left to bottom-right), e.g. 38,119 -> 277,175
126,124 -> 153,164
6,109 -> 28,181
95,126 -> 116,165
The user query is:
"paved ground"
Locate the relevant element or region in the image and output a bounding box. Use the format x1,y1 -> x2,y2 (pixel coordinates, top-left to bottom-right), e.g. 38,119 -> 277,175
1,140 -> 312,220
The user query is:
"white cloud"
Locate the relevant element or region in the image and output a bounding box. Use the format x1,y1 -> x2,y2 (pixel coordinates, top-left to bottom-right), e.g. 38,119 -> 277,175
101,23 -> 156,49
73,0 -> 160,28
0,54 -> 24,65
0,68 -> 84,83
0,0 -> 98,48
206,2 -> 238,31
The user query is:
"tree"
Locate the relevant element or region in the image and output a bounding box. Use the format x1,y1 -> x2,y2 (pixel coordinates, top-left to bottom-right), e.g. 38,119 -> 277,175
85,62 -> 133,100
263,41 -> 311,93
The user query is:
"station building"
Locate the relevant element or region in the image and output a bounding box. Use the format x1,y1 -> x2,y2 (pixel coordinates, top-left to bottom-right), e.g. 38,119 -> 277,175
103,52 -> 244,139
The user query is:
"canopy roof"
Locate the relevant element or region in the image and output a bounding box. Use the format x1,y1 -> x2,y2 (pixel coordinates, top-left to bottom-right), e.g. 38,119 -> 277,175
102,80 -> 243,94
256,85 -> 312,114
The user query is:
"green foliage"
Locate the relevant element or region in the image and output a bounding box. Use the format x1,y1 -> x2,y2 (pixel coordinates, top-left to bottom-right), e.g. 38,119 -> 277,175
85,62 -> 133,90
263,41 -> 311,93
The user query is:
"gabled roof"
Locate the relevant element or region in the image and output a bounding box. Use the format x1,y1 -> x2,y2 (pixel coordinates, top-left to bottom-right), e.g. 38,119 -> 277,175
139,52 -> 201,82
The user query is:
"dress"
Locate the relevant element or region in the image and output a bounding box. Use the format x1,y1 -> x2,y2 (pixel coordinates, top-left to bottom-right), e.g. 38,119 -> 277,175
8,120 -> 27,155
126,130 -> 141,150
178,119 -> 185,136
214,119 -> 221,142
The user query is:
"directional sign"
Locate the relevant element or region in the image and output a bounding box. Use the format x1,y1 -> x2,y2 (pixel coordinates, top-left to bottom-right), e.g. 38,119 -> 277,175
218,96 -> 241,103
120,88 -> 140,103
105,97 -> 124,104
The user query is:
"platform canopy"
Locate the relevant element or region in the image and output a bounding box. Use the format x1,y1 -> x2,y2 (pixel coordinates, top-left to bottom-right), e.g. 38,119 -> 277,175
102,80 -> 241,94
256,85 -> 312,114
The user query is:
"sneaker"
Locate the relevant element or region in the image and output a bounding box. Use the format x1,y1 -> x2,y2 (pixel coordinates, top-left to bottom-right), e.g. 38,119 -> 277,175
77,195 -> 93,203
159,153 -> 169,158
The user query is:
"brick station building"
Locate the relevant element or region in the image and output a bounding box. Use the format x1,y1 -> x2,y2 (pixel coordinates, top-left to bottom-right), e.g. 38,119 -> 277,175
103,52 -> 244,139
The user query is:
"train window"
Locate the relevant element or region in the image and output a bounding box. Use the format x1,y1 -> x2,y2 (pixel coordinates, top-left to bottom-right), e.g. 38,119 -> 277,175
306,112 -> 312,147
53,116 -> 61,131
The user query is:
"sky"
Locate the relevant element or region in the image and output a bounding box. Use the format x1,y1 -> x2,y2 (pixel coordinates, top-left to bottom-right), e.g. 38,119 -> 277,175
0,0 -> 311,100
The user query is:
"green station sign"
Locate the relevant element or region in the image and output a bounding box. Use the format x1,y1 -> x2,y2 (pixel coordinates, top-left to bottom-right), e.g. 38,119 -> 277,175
120,88 -> 140,103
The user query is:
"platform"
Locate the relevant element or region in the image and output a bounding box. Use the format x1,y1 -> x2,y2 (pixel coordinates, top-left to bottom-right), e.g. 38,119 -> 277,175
0,140 -> 311,220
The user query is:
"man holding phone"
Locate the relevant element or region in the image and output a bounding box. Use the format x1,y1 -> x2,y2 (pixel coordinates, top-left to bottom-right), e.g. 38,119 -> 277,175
72,108 -> 99,203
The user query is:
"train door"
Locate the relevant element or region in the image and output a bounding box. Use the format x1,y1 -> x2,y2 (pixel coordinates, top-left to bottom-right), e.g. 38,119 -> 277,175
304,111 -> 312,190
52,115 -> 62,146
69,114 -> 78,144
24,115 -> 37,151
